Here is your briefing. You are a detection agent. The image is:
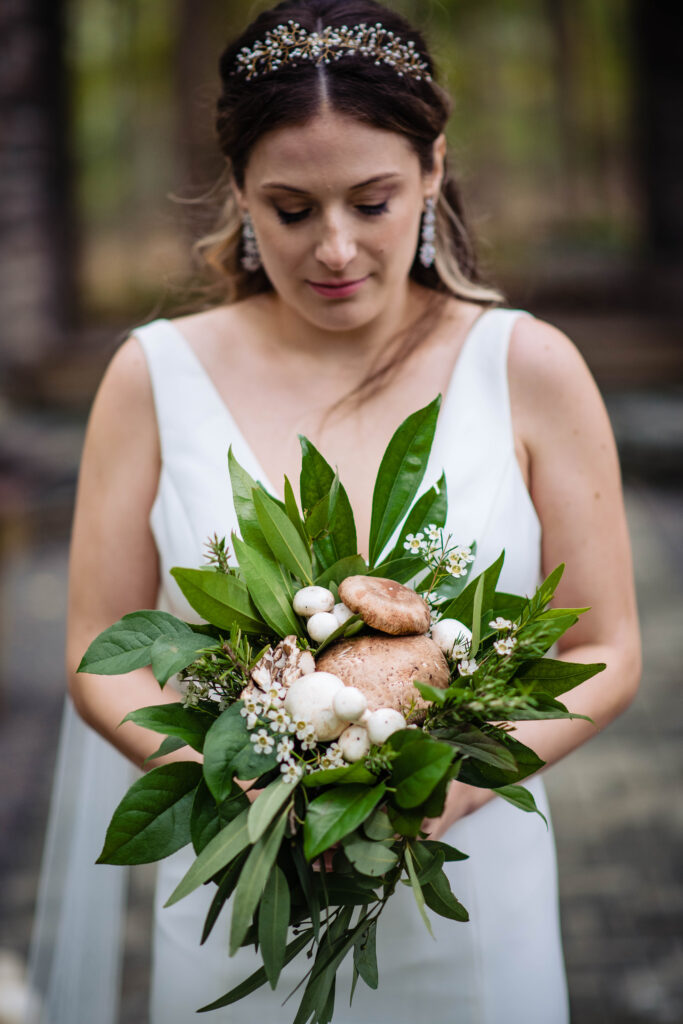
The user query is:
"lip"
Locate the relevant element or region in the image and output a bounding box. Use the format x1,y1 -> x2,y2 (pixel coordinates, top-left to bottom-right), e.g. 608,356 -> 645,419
307,276 -> 368,299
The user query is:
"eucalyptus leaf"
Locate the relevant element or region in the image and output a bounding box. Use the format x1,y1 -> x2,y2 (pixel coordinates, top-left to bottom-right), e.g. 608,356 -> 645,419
230,807 -> 289,954
368,396 -> 441,566
97,762 -> 201,865
253,486 -> 313,583
363,807 -> 395,841
170,567 -> 265,633
164,806 -> 251,907
342,835 -> 398,876
78,610 -> 193,676
304,783 -> 386,860
232,535 -> 301,637
122,703 -> 211,752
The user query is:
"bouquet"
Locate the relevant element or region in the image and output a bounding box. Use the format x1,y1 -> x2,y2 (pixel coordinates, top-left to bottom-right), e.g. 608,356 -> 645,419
80,395 -> 603,1021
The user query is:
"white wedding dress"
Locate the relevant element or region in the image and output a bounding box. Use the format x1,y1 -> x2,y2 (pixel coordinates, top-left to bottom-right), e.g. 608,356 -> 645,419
27,307 -> 570,1024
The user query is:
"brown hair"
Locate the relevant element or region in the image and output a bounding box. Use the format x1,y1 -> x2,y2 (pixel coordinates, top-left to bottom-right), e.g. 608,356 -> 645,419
195,0 -> 505,405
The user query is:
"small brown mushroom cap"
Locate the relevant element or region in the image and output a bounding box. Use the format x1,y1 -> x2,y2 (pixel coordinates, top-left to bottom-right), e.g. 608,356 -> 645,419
316,634 -> 449,716
337,575 -> 430,636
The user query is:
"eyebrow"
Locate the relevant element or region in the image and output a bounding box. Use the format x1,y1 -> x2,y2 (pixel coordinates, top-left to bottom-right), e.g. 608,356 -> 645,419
260,173 -> 402,195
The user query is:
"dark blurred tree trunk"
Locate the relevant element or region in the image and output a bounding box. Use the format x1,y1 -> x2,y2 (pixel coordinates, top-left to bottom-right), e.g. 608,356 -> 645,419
0,0 -> 76,378
632,0 -> 683,301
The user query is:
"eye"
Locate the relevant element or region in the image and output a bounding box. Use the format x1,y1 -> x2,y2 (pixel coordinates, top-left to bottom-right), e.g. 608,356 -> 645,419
357,201 -> 389,216
275,207 -> 311,225
274,200 -> 390,225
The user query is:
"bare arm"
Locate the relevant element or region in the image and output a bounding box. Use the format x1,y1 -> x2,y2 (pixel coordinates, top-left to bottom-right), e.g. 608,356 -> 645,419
426,316 -> 641,835
66,335 -> 199,771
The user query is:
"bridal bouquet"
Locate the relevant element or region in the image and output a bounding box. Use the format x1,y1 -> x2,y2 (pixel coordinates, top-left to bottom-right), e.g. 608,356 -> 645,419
80,396 -> 603,1021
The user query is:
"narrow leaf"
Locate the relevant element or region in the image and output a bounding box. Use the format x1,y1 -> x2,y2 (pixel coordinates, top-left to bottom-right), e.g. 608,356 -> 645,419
122,703 -> 211,752
170,567 -> 265,633
248,775 -> 297,843
253,486 -> 313,583
404,844 -> 433,937
495,784 -> 548,826
469,573 -> 485,657
232,535 -> 300,637
386,471 -> 448,562
228,447 -> 274,560
230,808 -> 288,953
304,783 -> 386,860
259,864 -> 291,988
284,475 -> 309,546
164,806 -> 251,907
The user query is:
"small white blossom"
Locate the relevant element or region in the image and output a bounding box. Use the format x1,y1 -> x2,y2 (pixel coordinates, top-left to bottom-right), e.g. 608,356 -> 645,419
267,707 -> 293,733
281,761 -> 304,783
243,711 -> 259,729
241,695 -> 263,717
449,545 -> 474,564
263,682 -> 286,707
489,617 -> 515,631
458,658 -> 479,676
250,728 -> 274,754
403,532 -> 426,554
300,727 -> 317,751
276,736 -> 295,762
447,560 -> 468,578
425,523 -> 442,542
494,637 -> 518,656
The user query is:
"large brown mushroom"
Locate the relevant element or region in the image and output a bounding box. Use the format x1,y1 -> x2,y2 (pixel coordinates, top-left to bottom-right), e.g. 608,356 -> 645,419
316,633 -> 449,716
338,575 -> 430,635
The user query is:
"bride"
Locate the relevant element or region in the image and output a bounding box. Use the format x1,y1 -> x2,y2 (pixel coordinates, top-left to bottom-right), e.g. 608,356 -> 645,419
29,1 -> 641,1021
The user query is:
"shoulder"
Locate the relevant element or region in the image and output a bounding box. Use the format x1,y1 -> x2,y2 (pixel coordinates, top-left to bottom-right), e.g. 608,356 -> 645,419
170,296 -> 269,352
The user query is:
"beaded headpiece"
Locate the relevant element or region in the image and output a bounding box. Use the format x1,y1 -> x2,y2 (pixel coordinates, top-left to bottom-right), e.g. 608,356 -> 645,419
233,20 -> 432,83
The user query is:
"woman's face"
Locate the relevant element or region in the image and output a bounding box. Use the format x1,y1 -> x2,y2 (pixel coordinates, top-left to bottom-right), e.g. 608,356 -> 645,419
235,110 -> 445,333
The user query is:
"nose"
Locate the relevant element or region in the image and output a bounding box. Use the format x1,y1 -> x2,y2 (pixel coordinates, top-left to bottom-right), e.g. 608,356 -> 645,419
314,211 -> 357,271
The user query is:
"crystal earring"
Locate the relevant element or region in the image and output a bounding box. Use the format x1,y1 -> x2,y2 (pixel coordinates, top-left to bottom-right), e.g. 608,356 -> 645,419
419,196 -> 437,268
241,211 -> 261,272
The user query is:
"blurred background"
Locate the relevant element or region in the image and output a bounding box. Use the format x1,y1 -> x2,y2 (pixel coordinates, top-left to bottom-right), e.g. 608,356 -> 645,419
0,0 -> 681,1021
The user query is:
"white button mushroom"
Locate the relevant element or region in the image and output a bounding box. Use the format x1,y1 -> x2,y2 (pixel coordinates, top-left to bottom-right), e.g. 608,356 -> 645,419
365,708 -> 407,745
307,611 -> 339,644
431,618 -> 473,657
338,724 -> 371,763
333,601 -> 354,626
283,671 -> 347,741
332,686 -> 367,723
292,585 -> 335,618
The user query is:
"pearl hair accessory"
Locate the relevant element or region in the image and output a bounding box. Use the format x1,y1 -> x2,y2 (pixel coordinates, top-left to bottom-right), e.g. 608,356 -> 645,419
241,210 -> 261,272
419,195 -> 437,267
233,20 -> 432,83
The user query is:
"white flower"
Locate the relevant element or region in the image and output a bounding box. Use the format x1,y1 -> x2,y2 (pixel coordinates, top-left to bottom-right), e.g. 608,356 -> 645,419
276,736 -> 295,761
267,707 -> 293,733
263,682 -> 286,707
449,544 -> 474,563
494,637 -> 518,656
243,711 -> 259,729
489,617 -> 514,631
425,523 -> 442,542
241,696 -> 263,717
280,761 -> 304,783
450,640 -> 470,659
447,561 -> 468,578
458,658 -> 479,676
250,728 -> 274,754
403,532 -> 426,554
300,726 -> 317,751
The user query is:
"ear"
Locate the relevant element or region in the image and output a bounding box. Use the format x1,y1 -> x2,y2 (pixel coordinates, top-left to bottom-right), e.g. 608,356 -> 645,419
425,133 -> 447,196
230,177 -> 247,214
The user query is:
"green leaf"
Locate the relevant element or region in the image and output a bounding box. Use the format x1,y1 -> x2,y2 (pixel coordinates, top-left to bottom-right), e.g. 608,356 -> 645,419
302,762 -> 376,788
387,803 -> 424,838
314,554 -> 367,589
230,808 -> 289,954
203,703 -> 278,800
342,834 -> 398,876
353,918 -> 378,989
494,784 -> 548,826
304,783 -> 386,860
434,724 -> 518,772
228,447 -> 274,560
439,550 -> 505,627
97,762 -> 201,865
122,703 -> 211,752
423,868 -> 469,922
363,807 -> 395,841
190,778 -> 249,854
304,472 -> 339,539
284,475 -> 309,546
386,471 -> 447,562
514,658 -> 605,699
311,612 -> 363,655
248,775 -> 296,843
315,875 -> 378,906
198,928 -> 315,1012
253,487 -> 313,583
148,633 -> 219,685
299,436 -> 357,566
391,738 -> 455,809
413,680 -> 447,706
404,843 -> 433,937
144,735 -> 186,763
78,610 -> 193,675
458,734 -> 545,788
419,838 -> 469,862
258,864 -> 291,988
469,573 -> 485,657
409,840 -> 445,885
368,396 -> 441,566
365,556 -> 424,583
201,851 -> 249,943
292,842 -> 320,938
170,567 -> 265,633
164,806 -> 251,907
232,536 -> 301,637
527,563 -> 565,616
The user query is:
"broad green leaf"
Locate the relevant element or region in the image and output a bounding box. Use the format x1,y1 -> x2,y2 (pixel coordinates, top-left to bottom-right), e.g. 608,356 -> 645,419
391,738 -> 455,809
203,702 -> 278,800
97,762 -> 201,865
230,808 -> 288,953
165,806 -> 251,907
258,864 -> 291,988
353,918 -> 378,989
363,807 -> 394,841
304,472 -> 339,539
198,928 -> 315,1011
342,834 -> 398,876
248,775 -> 297,843
314,554 -> 367,589
302,762 -> 376,788
170,567 -> 265,633
299,436 -> 357,566
78,610 -> 193,675
366,556 -> 424,583
232,536 -> 300,637
409,840 -> 445,885
404,844 -> 433,936
492,591 -> 527,617
284,475 -> 309,546
122,703 -> 211,752
458,734 -> 545,788
144,735 -> 185,763
387,803 -> 424,838
423,868 -> 469,922
315,876 -> 378,906
385,471 -> 448,562
149,633 -> 219,685
227,447 -> 274,560
304,783 -> 386,860
494,784 -> 548,826
413,680 -> 448,706
419,838 -> 469,862
190,778 -> 249,854
368,396 -> 441,566
439,550 -> 505,628
433,724 -> 517,772
514,657 -> 605,699
253,487 -> 313,583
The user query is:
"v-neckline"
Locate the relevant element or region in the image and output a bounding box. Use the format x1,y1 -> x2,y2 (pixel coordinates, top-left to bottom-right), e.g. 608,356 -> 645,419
159,305 -> 495,502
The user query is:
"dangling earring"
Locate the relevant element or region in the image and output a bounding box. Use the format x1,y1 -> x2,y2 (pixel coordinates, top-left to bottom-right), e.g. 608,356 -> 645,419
419,196 -> 437,268
241,211 -> 261,272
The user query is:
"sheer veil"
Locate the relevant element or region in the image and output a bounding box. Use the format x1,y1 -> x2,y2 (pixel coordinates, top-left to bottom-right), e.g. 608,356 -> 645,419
25,697 -> 135,1024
